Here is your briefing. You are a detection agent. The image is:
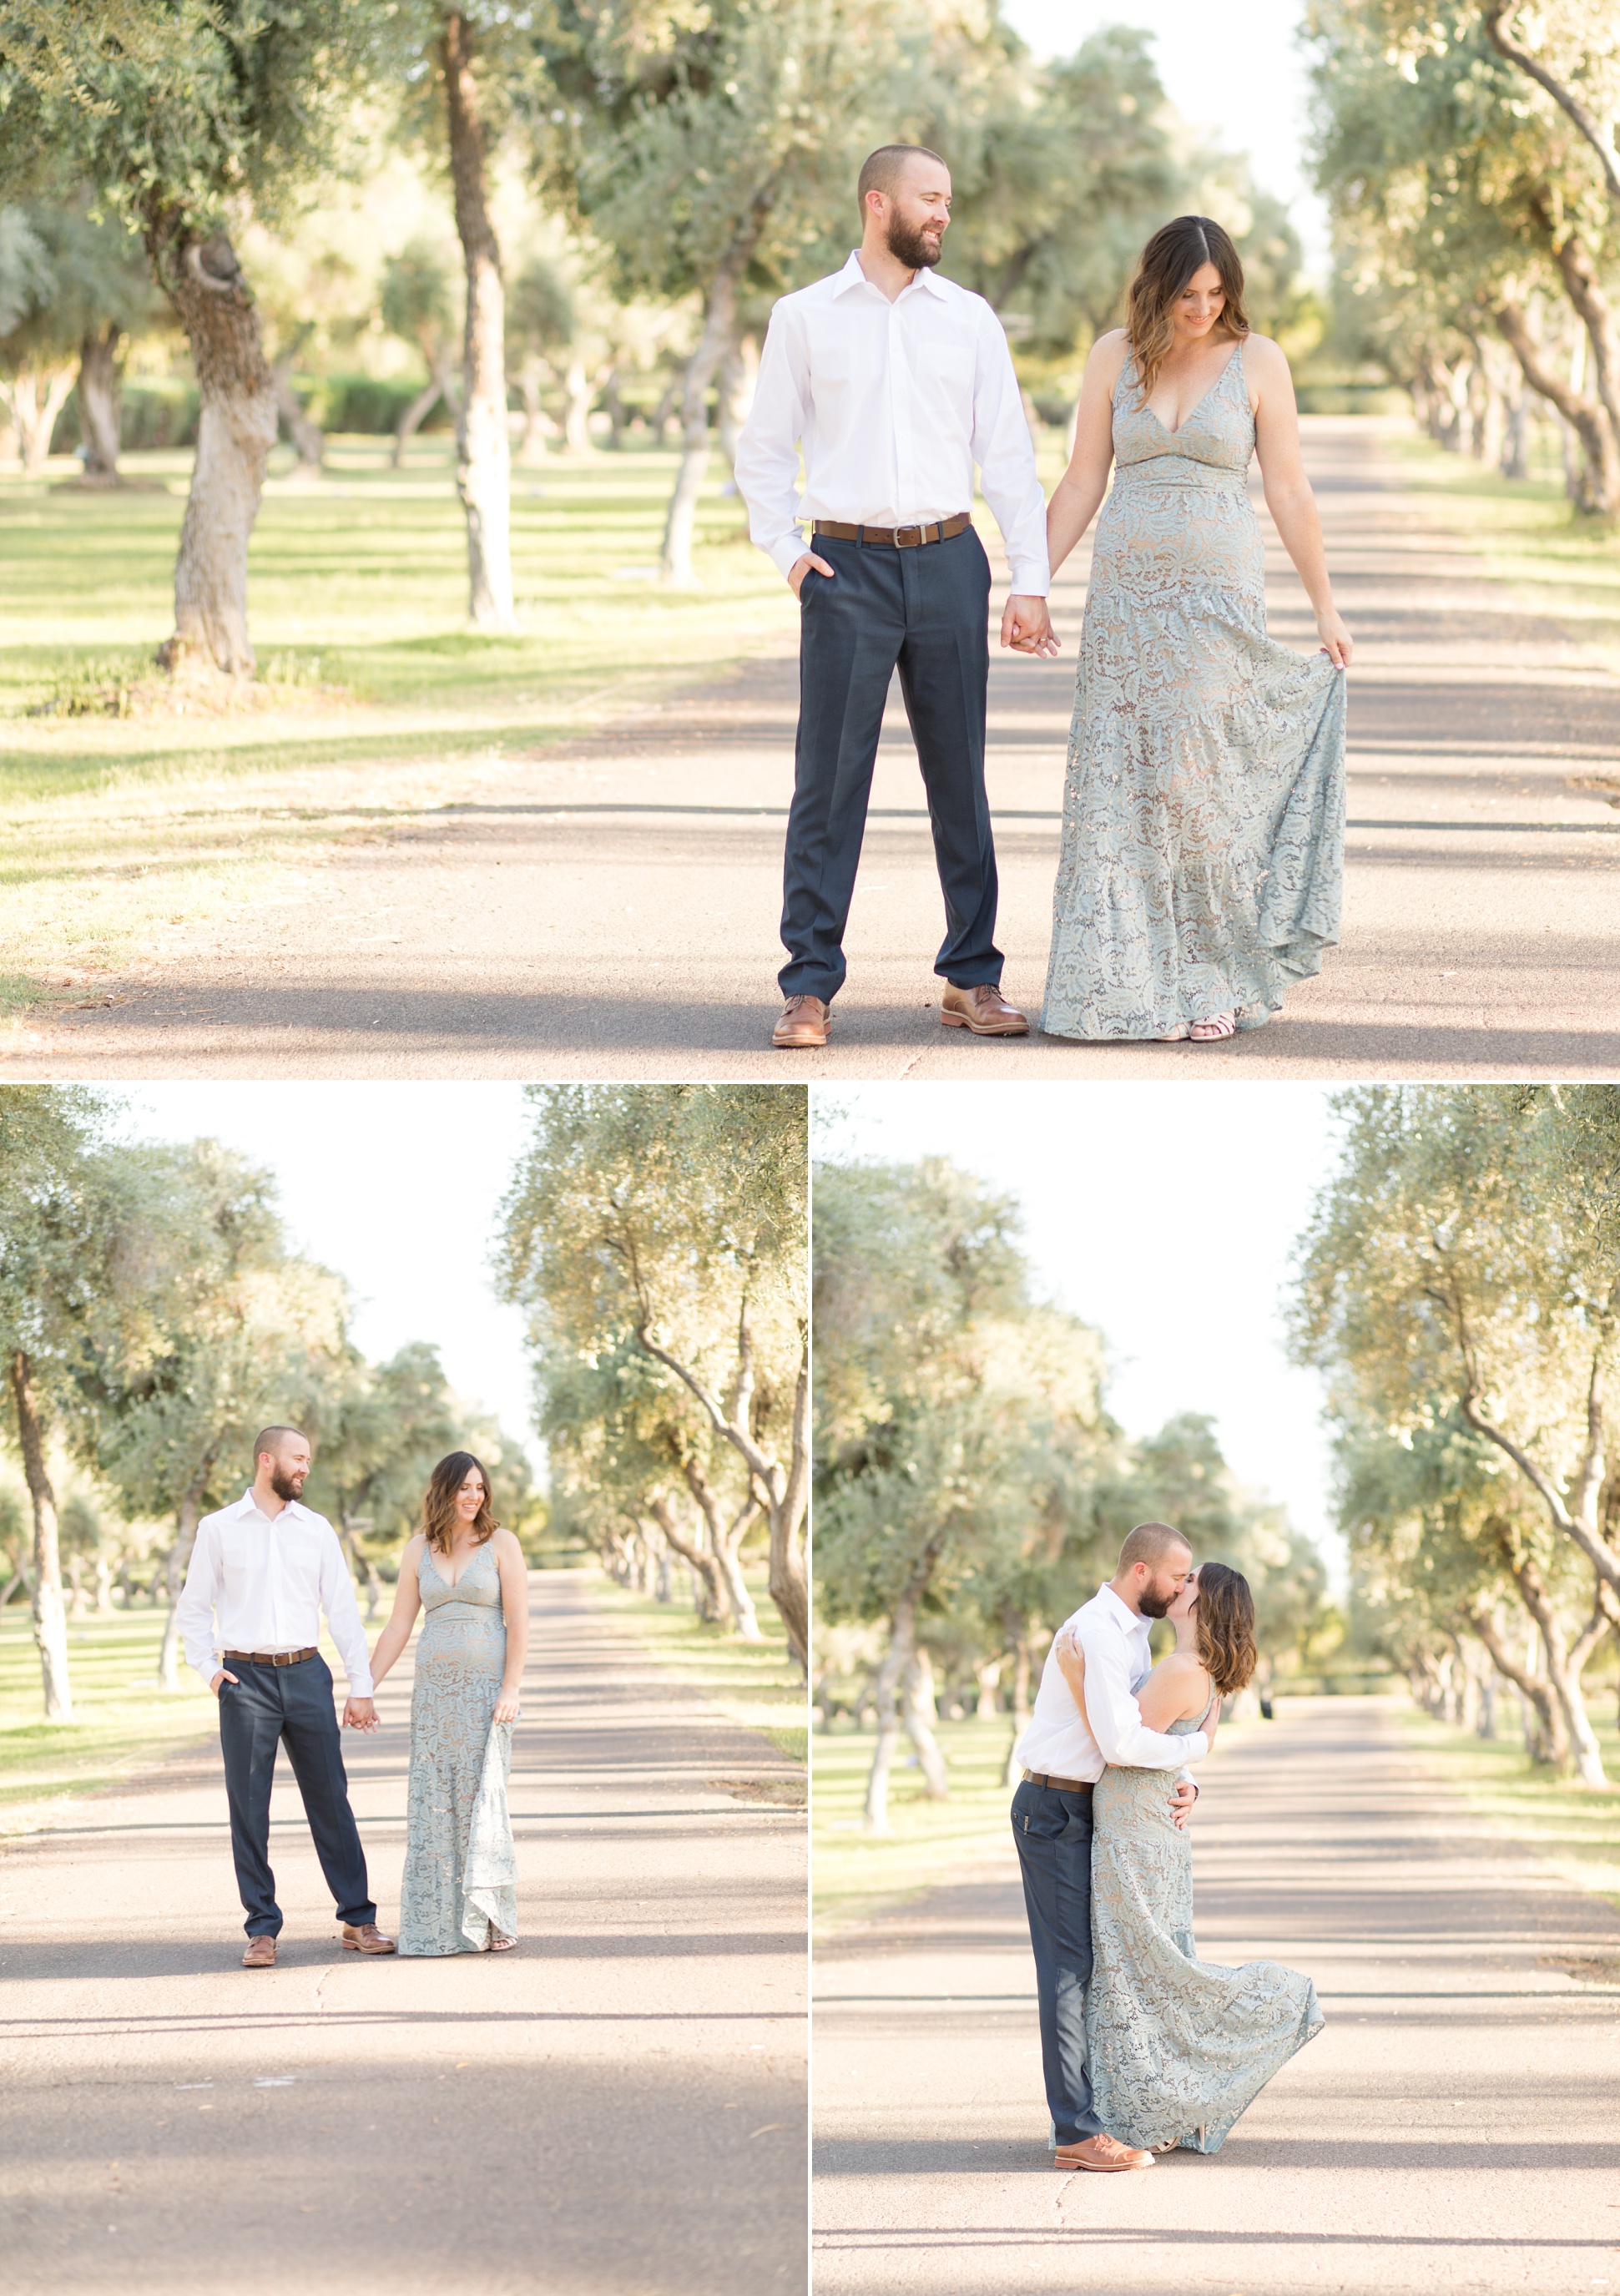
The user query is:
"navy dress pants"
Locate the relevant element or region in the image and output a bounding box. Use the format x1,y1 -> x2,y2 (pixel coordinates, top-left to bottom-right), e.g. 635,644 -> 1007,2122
218,1653 -> 375,1939
1011,1779 -> 1103,2146
780,525 -> 1002,1001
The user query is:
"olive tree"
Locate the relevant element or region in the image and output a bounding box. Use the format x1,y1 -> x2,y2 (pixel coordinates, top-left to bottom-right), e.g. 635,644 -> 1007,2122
497,1083 -> 809,1662
0,0 -> 395,670
1292,1082 -> 1620,1783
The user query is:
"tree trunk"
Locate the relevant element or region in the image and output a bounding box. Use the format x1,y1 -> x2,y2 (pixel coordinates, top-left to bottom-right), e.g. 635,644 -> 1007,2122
563,357 -> 593,453
901,1643 -> 949,1799
603,366 -> 628,450
863,1596 -> 915,1833
682,1461 -> 762,1640
157,1486 -> 204,1692
441,9 -> 513,630
146,225 -> 279,675
661,278 -> 732,584
661,193 -> 779,583
515,364 -> 550,464
1471,1604 -> 1567,1769
76,323 -> 123,479
8,1350 -> 73,1722
392,370 -> 447,470
272,353 -> 325,475
715,331 -> 758,491
765,1340 -> 810,1670
93,1552 -> 114,1614
1496,301 -> 1619,517
1513,1561 -> 1608,1789
647,1496 -> 728,1622
1000,1603 -> 1033,1787
6,364 -> 78,473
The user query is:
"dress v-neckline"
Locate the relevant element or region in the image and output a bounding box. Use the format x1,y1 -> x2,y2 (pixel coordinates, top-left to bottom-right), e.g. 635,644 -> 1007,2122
1143,342 -> 1243,438
429,1542 -> 484,1592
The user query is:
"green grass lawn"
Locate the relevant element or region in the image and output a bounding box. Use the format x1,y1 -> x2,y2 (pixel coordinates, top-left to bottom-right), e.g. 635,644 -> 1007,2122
588,1562 -> 808,1773
813,1714 -> 1022,1937
0,435 -> 793,1014
1397,1702 -> 1620,1912
0,1605 -> 217,1829
1385,425 -> 1620,649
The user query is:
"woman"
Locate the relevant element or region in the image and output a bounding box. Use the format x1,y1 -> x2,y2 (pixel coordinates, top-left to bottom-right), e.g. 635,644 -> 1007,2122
1059,1563 -> 1321,2153
370,1451 -> 527,1954
1041,214 -> 1351,1043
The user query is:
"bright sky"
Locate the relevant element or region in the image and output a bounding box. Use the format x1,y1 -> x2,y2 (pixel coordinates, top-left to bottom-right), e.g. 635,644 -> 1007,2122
114,1083 -> 543,1475
817,1082 -> 1347,1583
1002,0 -> 1329,276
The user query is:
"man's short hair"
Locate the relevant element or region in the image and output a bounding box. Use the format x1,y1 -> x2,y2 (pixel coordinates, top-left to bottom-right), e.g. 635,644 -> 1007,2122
857,144 -> 946,214
254,1424 -> 305,1463
1118,1521 -> 1192,1574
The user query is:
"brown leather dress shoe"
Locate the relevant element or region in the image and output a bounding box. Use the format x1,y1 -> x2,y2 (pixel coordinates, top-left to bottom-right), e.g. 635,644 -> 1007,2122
772,994 -> 830,1048
241,1935 -> 277,1969
940,982 -> 1029,1037
341,1922 -> 397,1955
1055,2131 -> 1156,2172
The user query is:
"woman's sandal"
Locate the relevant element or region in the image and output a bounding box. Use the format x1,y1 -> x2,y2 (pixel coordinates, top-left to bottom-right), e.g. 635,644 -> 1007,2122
1188,1012 -> 1237,1042
487,1926 -> 516,1952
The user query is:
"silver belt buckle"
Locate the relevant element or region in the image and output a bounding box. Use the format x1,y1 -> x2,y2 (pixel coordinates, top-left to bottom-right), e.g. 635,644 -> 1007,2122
894,523 -> 925,548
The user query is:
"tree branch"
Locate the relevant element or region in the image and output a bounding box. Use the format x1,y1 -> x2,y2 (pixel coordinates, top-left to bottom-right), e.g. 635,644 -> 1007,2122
1484,5 -> 1620,214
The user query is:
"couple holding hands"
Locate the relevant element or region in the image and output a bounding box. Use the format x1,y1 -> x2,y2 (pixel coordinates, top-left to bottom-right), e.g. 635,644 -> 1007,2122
736,144 -> 1351,1050
176,1426 -> 526,1965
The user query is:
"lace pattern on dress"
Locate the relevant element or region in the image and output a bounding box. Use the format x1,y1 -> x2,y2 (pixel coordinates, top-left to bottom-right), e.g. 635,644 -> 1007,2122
1083,1700 -> 1322,2152
397,1541 -> 517,1955
1041,344 -> 1346,1041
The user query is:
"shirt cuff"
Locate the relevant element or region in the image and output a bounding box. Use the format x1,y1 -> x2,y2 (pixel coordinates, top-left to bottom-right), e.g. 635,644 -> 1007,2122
768,529 -> 808,582
1007,560 -> 1050,597
346,1667 -> 376,1698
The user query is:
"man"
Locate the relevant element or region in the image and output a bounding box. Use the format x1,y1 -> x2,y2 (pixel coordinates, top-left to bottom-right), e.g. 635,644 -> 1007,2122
1010,1522 -> 1209,2172
176,1426 -> 396,1968
734,143 -> 1057,1052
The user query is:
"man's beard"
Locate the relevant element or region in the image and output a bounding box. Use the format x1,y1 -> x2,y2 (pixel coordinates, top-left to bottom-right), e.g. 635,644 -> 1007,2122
270,1466 -> 305,1502
886,215 -> 942,270
1138,1587 -> 1172,1619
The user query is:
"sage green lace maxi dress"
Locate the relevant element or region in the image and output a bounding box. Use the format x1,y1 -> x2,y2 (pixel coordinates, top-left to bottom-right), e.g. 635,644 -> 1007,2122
1085,1705 -> 1322,2153
398,1542 -> 517,1955
1041,344 -> 1345,1040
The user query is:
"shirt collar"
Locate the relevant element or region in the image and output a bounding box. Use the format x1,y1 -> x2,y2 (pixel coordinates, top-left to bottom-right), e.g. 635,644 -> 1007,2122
235,1488 -> 310,1526
1097,1582 -> 1148,1633
833,250 -> 951,301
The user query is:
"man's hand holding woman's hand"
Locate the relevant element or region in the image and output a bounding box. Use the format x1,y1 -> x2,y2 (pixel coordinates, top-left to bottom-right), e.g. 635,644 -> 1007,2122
1001,594 -> 1060,655
343,1697 -> 379,1732
789,551 -> 835,598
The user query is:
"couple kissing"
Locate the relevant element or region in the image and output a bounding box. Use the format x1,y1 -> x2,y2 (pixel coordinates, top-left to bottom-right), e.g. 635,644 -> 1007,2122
1012,1521 -> 1322,2167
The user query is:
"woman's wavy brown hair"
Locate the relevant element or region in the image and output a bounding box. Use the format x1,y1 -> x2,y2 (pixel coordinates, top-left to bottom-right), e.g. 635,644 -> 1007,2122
1191,1560 -> 1257,1698
421,1451 -> 497,1554
1124,214 -> 1249,408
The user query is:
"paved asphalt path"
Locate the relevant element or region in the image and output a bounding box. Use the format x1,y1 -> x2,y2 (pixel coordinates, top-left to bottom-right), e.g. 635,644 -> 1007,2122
12,418 -> 1620,1080
813,1697 -> 1620,2296
0,1570 -> 808,2295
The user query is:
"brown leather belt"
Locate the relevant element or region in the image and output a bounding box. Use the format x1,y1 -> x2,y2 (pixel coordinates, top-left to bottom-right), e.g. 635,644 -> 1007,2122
812,512 -> 971,548
1022,1768 -> 1093,1794
225,1647 -> 318,1667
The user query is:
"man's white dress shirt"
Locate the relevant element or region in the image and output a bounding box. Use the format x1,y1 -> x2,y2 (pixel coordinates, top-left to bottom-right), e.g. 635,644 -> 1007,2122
1014,1582 -> 1209,1780
176,1490 -> 374,1697
734,251 -> 1050,594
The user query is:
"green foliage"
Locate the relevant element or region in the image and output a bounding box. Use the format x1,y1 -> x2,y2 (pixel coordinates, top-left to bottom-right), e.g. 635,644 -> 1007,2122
496,1083 -> 807,1630
940,27 -> 1184,363
0,198 -> 154,364
506,255 -> 574,361
814,1154 -> 1330,1710
0,2 -> 396,259
381,236 -> 459,365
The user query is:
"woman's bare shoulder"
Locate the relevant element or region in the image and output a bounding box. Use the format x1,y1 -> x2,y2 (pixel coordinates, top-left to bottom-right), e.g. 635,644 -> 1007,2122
1240,332 -> 1290,375
1090,327 -> 1131,370
491,1524 -> 524,1557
